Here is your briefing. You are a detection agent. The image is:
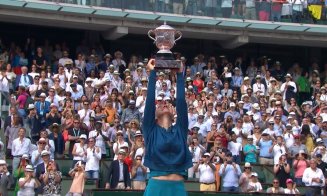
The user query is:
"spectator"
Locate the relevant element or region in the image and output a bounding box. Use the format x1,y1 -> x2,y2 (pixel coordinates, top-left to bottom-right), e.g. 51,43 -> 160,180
105,149 -> 131,189
302,158 -> 325,195
42,161 -> 62,195
272,136 -> 288,164
284,178 -> 300,194
257,133 -> 274,165
31,138 -> 47,166
315,153 -> 327,177
68,119 -> 86,158
0,160 -> 13,196
11,128 -> 32,172
48,123 -> 65,159
266,178 -> 285,194
243,135 -> 258,163
227,132 -> 242,164
274,154 -> 291,188
88,120 -> 109,158
131,155 -> 147,190
194,153 -> 216,192
15,66 -> 33,89
17,165 -> 40,196
219,152 -> 242,192
293,150 -> 309,185
85,137 -> 101,179
68,161 -> 86,196
188,137 -> 206,178
239,162 -> 253,192
72,134 -> 87,167
247,172 -> 262,192
121,100 -> 141,124
13,154 -> 29,196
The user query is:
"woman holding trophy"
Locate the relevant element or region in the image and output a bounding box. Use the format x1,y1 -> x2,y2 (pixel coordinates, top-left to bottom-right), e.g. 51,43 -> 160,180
142,59 -> 192,196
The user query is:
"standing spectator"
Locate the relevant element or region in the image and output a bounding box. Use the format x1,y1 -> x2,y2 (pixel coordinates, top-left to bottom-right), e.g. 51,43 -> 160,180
34,93 -> 50,125
245,0 -> 256,19
68,161 -> 86,196
85,137 -> 101,179
42,161 -> 62,195
228,132 -> 242,164
274,154 -> 291,188
302,158 -> 326,196
48,123 -> 65,159
293,150 -> 309,185
272,136 -> 287,164
31,138 -> 47,167
284,178 -> 300,194
188,137 -> 206,178
131,155 -> 147,190
72,134 -> 87,167
13,86 -> 29,118
13,154 -> 30,196
113,130 -> 128,160
27,104 -> 42,143
0,160 -> 13,196
315,153 -> 327,177
243,135 -> 258,163
194,153 -> 216,192
17,165 -> 40,196
78,101 -> 95,127
11,128 -> 32,172
280,73 -> 297,101
239,162 -> 253,192
121,100 -> 141,124
4,114 -> 21,157
105,149 -> 131,189
172,0 -> 184,14
219,152 -> 242,192
266,178 -> 285,193
68,119 -> 86,158
88,121 -> 109,158
257,133 -> 274,165
15,66 -> 33,89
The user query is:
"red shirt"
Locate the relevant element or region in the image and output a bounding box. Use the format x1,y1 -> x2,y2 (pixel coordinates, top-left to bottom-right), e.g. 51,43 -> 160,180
124,156 -> 133,172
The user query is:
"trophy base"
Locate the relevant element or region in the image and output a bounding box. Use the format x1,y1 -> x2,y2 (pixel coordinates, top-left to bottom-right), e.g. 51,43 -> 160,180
155,52 -> 180,70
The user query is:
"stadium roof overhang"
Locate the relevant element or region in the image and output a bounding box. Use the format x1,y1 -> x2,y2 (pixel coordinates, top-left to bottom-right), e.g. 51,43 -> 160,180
1,0 -> 327,49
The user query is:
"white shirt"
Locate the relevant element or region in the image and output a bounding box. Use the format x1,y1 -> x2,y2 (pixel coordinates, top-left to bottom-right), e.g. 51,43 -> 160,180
283,133 -> 295,148
253,83 -> 265,94
272,144 -> 287,164
280,81 -> 297,100
189,145 -> 205,163
135,95 -> 146,115
302,167 -> 325,187
242,122 -> 254,136
89,130 -> 109,155
78,109 -> 95,127
228,141 -> 242,156
85,147 -> 102,171
11,138 -> 31,157
113,141 -> 128,160
188,114 -> 198,130
198,164 -> 216,183
0,75 -> 10,93
195,122 -> 209,137
31,149 -> 44,166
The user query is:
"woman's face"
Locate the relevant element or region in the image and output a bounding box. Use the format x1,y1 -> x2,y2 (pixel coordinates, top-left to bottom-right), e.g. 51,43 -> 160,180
6,63 -> 11,71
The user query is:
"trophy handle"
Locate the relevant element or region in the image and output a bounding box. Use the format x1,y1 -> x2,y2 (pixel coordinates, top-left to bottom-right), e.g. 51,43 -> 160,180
174,31 -> 182,42
148,30 -> 156,42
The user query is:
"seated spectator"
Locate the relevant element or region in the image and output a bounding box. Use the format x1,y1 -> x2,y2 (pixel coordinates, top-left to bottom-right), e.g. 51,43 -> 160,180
239,162 -> 252,192
68,161 -> 86,196
85,137 -> 101,179
42,161 -> 62,195
247,172 -> 262,193
284,178 -> 300,194
131,155 -> 147,190
266,178 -> 285,194
17,165 -> 40,196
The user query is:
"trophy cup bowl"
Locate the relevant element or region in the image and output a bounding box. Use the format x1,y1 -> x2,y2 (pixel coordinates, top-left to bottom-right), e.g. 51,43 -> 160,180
148,23 -> 182,70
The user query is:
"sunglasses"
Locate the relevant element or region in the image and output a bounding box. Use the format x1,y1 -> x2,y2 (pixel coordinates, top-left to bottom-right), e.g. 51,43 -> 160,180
74,122 -> 80,124
39,142 -> 46,144
89,140 -> 94,143
131,122 -> 136,125
269,123 -> 274,125
273,181 -> 279,184
136,159 -> 142,161
244,167 -> 251,169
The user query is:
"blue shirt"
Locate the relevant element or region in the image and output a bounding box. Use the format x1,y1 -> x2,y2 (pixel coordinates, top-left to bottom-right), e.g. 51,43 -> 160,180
219,164 -> 242,187
258,139 -> 273,158
143,71 -> 192,175
244,144 -> 257,163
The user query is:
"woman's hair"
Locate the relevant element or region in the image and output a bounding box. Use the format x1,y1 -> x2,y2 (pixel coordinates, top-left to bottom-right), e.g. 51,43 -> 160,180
301,124 -> 311,136
130,119 -> 140,128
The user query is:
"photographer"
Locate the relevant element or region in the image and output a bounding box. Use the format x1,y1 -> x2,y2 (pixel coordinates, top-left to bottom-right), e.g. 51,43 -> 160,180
42,161 -> 62,195
0,160 -> 13,196
193,153 -> 216,192
219,152 -> 242,192
273,154 -> 290,188
17,165 -> 41,196
67,161 -> 86,196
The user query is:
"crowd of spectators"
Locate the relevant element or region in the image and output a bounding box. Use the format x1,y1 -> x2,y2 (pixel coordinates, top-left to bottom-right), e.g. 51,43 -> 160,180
1,37 -> 327,195
42,0 -> 327,23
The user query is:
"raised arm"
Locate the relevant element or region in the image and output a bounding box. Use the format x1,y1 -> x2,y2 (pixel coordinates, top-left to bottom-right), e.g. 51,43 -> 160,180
176,64 -> 188,133
142,59 -> 156,137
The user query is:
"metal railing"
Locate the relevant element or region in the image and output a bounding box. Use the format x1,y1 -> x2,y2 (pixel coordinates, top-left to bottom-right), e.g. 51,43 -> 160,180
37,0 -> 327,24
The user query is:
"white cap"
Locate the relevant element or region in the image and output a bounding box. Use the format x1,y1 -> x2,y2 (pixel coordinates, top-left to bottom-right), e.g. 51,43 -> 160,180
79,134 -> 87,139
268,119 -> 274,123
113,70 -> 120,75
204,152 -> 211,156
28,104 -> 35,110
41,150 -> 50,156
289,112 -> 296,115
118,149 -> 126,154
251,172 -> 258,177
252,103 -> 260,110
86,77 -> 93,82
247,135 -> 253,140
285,73 -> 292,78
50,103 -> 57,108
120,143 -> 129,149
159,91 -> 165,95
238,100 -> 244,104
135,130 -> 143,137
25,165 -> 34,172
156,96 -> 163,101
230,102 -> 236,107
316,138 -> 323,143
0,160 -> 6,165
244,162 -> 251,167
246,111 -> 253,116
164,97 -> 171,101
212,112 -> 218,116
244,76 -> 250,80
40,93 -> 46,97
141,87 -> 147,91
22,154 -> 29,159
117,130 -> 123,135
73,75 -> 78,79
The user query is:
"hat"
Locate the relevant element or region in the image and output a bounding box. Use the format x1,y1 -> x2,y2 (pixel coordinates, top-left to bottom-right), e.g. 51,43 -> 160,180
116,130 -> 123,135
192,125 -> 200,130
255,75 -> 261,79
234,67 -> 240,71
128,90 -> 134,94
295,150 -> 308,159
113,70 -> 120,75
135,130 -> 143,137
28,104 -> 35,110
104,53 -> 112,58
196,72 -> 201,76
251,172 -> 258,177
252,103 -> 260,110
286,123 -> 292,127
159,72 -> 165,76
247,135 -> 253,140
316,138 -> 323,143
285,73 -> 292,78
124,69 -> 130,73
25,165 -> 34,172
22,154 -> 29,159
316,153 -> 323,158
186,77 -> 192,82
230,102 -> 236,107
50,103 -> 57,108
129,100 -> 136,105
212,112 -> 218,116
41,150 -> 50,156
275,61 -> 281,65
269,78 -> 276,82
275,90 -> 282,95
118,149 -> 126,154
141,77 -> 147,82
159,91 -> 165,95
262,133 -> 269,137
86,77 -> 93,82
246,111 -> 254,116
156,96 -> 163,101
244,162 -> 251,167
238,101 -> 244,104
42,80 -> 48,84
203,152 -> 210,157
95,120 -> 102,124
275,101 -> 282,105
120,144 -> 129,149
40,93 -> 46,97
38,138 -> 46,142
164,97 -> 171,101
286,179 -> 293,184
79,134 -> 87,139
0,160 -> 6,165
244,76 -> 250,81
289,112 -> 296,115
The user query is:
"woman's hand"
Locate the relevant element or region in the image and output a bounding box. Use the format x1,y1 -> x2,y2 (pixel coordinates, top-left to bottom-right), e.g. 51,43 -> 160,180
147,59 -> 155,70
